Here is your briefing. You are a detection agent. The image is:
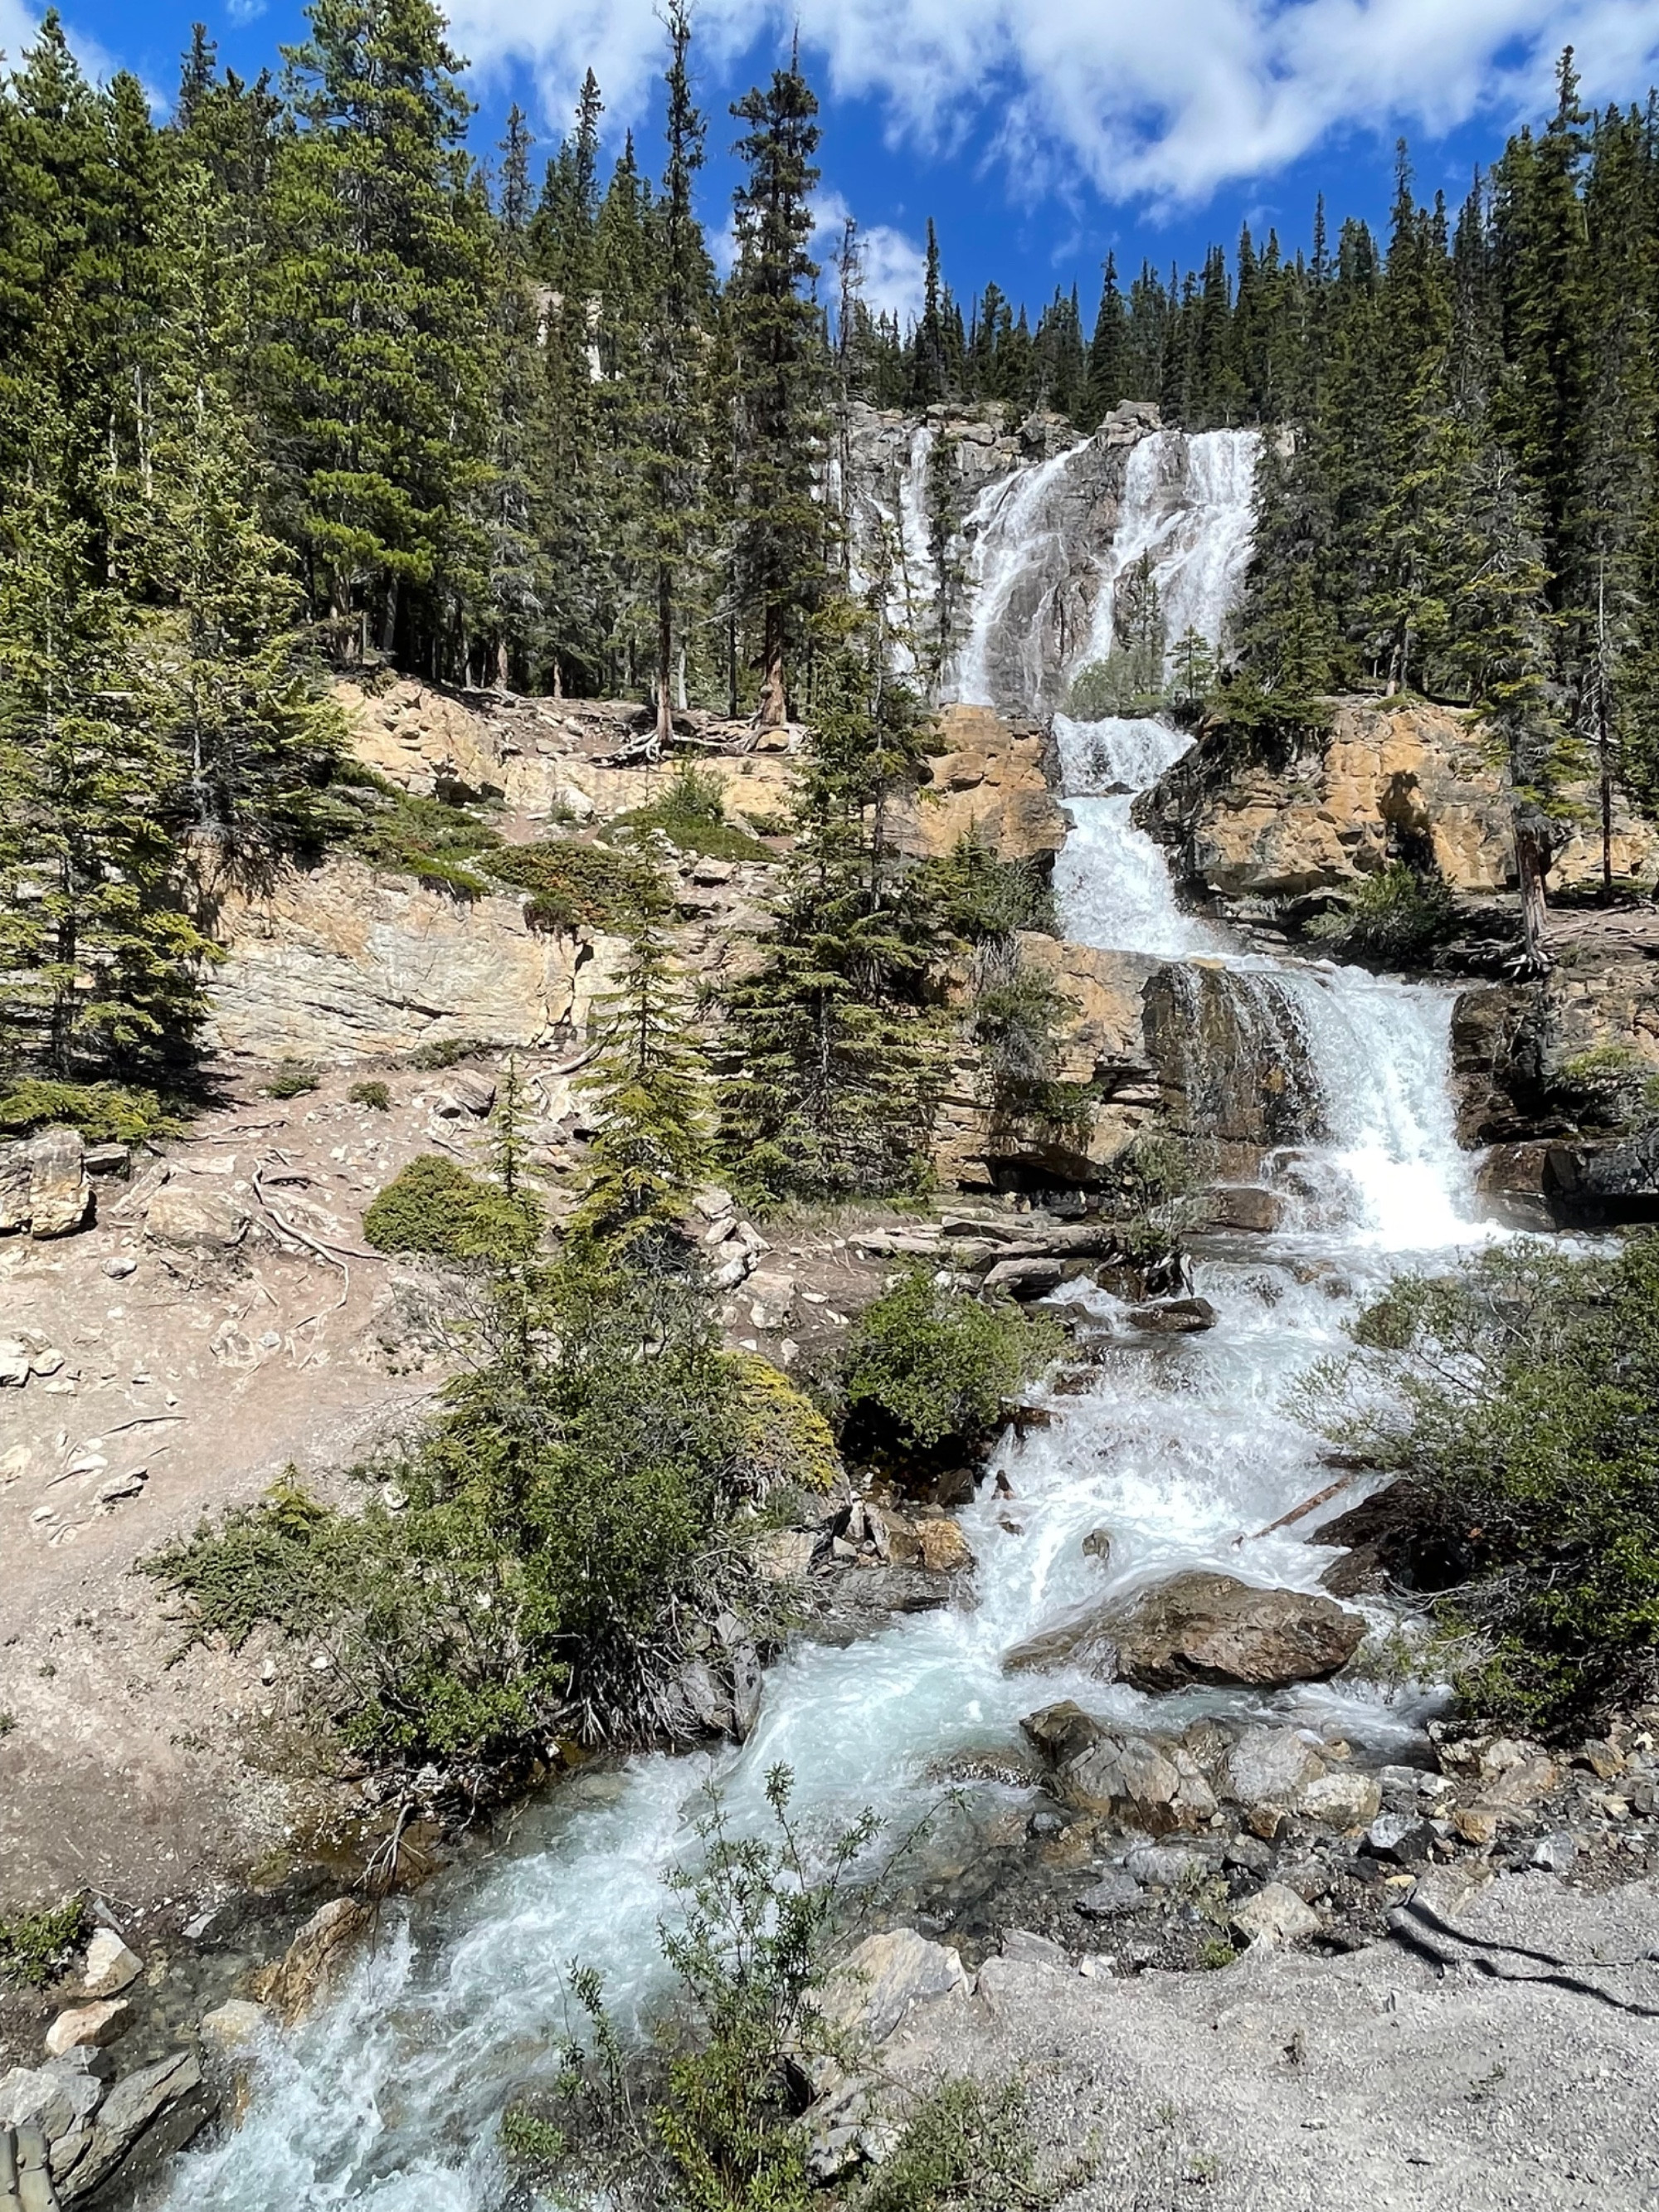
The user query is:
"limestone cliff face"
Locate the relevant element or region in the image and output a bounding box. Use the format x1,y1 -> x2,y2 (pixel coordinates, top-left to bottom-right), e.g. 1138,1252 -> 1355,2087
204,854 -> 629,1063
1136,697 -> 1658,906
889,705 -> 1069,866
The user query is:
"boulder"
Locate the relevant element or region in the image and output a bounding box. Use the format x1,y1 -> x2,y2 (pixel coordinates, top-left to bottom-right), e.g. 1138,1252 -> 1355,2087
1019,1703 -> 1215,1834
434,1070 -> 497,1118
1297,1771 -> 1383,1830
44,2004 -> 129,2059
1087,1573 -> 1365,1693
1124,1843 -> 1208,1888
143,1185 -> 249,1251
981,1257 -> 1064,1298
1124,1297 -> 1218,1333
79,1932 -> 141,2001
1222,1727 -> 1328,1810
0,1128 -> 90,1239
67,2050 -> 207,2199
1229,1883 -> 1321,1949
916,1520 -> 975,1575
197,2000 -> 271,2058
1205,1186 -> 1285,1234
0,2059 -> 106,2185
1073,1871 -> 1141,1919
822,1929 -> 969,2046
813,1567 -> 961,1646
252,1898 -> 371,2024
1363,1812 -> 1436,1864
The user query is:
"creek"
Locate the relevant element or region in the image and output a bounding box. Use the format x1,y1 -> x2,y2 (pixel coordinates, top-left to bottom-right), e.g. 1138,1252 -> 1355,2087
157,426 -> 1497,2210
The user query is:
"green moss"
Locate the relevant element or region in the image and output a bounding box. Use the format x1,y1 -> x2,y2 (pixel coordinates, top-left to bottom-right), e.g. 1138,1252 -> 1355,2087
348,1079 -> 392,1111
0,1079 -> 179,1144
485,838 -> 665,933
0,1896 -> 88,1990
362,1155 -> 542,1263
726,1352 -> 843,1496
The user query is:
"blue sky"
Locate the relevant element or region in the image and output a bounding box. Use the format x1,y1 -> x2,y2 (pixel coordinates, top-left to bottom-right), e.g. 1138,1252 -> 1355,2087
8,0 -> 1659,326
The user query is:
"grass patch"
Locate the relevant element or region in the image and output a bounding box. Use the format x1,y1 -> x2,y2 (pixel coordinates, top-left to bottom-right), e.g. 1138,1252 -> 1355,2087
362,1155 -> 542,1263
0,1896 -> 88,1990
0,1078 -> 180,1145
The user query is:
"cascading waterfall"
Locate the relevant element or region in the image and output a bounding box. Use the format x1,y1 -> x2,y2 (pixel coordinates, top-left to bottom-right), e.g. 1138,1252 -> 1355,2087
157,421 -> 1492,2212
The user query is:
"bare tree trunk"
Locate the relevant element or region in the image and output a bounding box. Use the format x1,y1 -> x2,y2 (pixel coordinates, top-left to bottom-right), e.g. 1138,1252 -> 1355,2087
675,644 -> 688,714
654,566 -> 674,754
754,606 -> 787,729
552,659 -> 564,701
1515,818 -> 1553,972
496,638 -> 510,689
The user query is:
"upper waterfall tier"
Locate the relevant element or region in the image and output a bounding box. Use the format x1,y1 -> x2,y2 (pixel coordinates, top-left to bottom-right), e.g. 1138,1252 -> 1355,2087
948,426 -> 1260,715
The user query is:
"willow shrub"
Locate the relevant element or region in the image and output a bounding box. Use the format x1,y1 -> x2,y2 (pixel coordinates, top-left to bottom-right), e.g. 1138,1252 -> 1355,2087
1304,1232 -> 1659,1734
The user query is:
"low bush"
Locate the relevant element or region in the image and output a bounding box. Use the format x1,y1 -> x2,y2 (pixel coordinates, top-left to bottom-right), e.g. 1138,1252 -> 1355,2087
362,1154 -> 542,1263
966,943 -> 1088,1134
328,771 -> 503,897
0,1079 -> 179,1145
485,837 -> 664,933
264,1060 -> 320,1099
348,1079 -> 392,1111
1556,1045 -> 1659,1133
610,758 -> 776,866
842,1269 -> 1063,1457
1306,860 -> 1457,967
405,1037 -> 490,1071
725,1352 -> 843,1498
0,1896 -> 88,1990
1302,1232 -> 1659,1734
857,2078 -> 1053,2212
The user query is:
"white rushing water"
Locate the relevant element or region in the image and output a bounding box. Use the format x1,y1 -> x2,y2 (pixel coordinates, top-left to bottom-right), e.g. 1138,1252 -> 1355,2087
159,421 -> 1491,2210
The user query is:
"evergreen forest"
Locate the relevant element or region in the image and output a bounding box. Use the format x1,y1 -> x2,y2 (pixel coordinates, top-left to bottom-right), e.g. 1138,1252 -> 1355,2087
1,4 -> 1657,1090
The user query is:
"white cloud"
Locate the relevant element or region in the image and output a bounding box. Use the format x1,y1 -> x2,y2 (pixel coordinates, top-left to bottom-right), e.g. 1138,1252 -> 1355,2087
0,2 -> 152,95
813,190 -> 927,325
445,0 -> 1659,210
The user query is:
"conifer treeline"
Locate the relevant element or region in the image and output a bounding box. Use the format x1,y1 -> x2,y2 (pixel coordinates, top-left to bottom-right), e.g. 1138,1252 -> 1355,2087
2,2 -> 1656,1079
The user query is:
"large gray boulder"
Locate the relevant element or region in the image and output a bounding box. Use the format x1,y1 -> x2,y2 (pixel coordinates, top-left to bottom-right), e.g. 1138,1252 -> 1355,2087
1007,1571 -> 1365,1692
1021,1702 -> 1217,1834
0,1128 -> 90,1239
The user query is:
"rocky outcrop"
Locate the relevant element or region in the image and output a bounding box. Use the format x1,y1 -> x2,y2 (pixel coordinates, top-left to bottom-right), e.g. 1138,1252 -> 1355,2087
891,706 -> 1069,866
0,2048 -> 208,2205
0,1128 -> 90,1239
204,853 -> 629,1064
1138,695 -> 1658,908
1005,1571 -> 1365,1691
1453,946 -> 1659,1140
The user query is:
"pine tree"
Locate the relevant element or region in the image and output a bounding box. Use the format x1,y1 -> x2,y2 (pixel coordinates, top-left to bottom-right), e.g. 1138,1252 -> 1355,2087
138,166 -> 343,855
262,0 -> 493,669
574,911 -> 711,1245
719,604 -> 943,1196
0,351 -> 215,1074
728,47 -> 826,728
479,104 -> 543,687
909,217 -> 946,406
638,2 -> 713,746
1083,252 -> 1127,426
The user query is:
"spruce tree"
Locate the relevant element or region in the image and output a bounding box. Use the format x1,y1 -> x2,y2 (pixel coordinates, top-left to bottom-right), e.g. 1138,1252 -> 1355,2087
479,104 -> 543,686
0,353 -> 215,1074
728,47 -> 826,728
262,0 -> 492,668
139,167 -> 343,855
1083,252 -> 1127,426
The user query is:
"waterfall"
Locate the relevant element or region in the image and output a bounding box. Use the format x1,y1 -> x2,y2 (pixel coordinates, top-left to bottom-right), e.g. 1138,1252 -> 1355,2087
153,416 -> 1490,2211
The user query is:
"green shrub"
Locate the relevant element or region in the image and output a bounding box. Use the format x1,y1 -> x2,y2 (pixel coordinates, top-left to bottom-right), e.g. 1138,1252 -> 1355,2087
348,1079 -> 392,1111
0,1896 -> 88,1990
726,1352 -> 843,1497
0,1079 -> 179,1145
843,1270 -> 1063,1454
405,1037 -> 490,1071
1557,1045 -> 1659,1133
1306,861 -> 1457,967
917,825 -> 1056,944
331,772 -> 502,897
857,2078 -> 1050,2212
265,1060 -> 320,1099
362,1155 -> 542,1263
1304,1232 -> 1659,1735
610,758 -> 776,866
486,838 -> 665,933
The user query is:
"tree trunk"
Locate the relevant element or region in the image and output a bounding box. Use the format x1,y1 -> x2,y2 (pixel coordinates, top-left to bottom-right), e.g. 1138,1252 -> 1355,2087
754,607 -> 787,729
1515,818 -> 1553,972
496,638 -> 510,689
654,567 -> 674,753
